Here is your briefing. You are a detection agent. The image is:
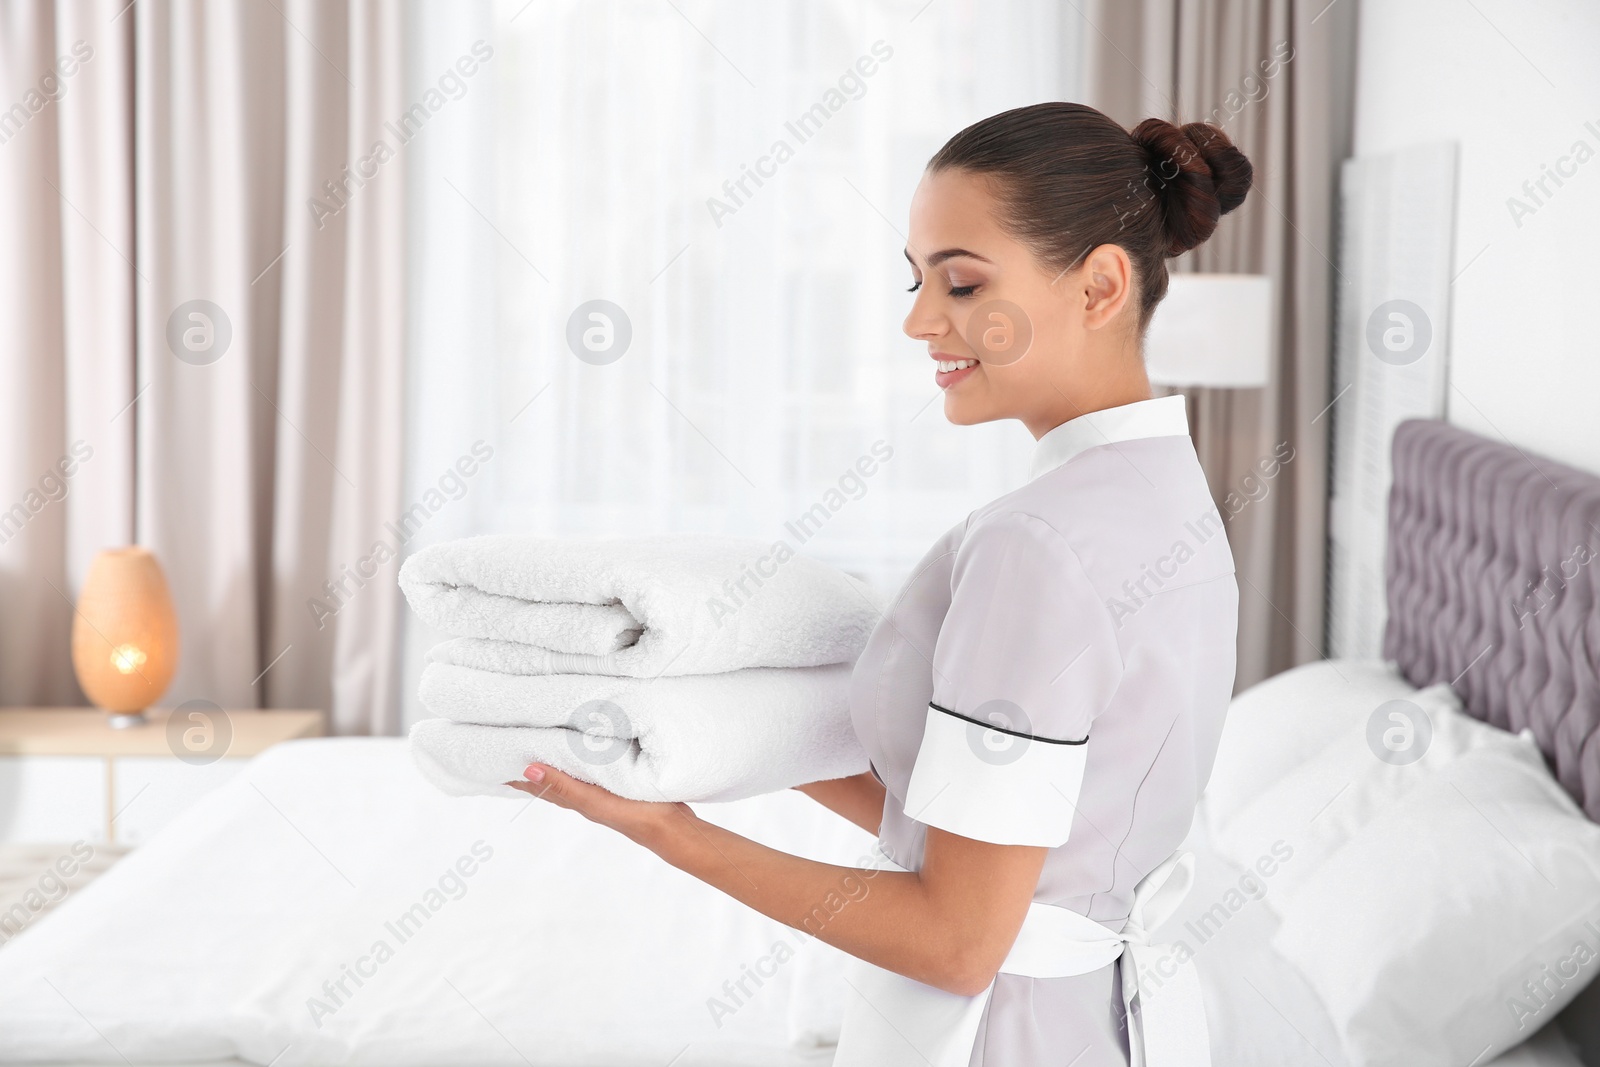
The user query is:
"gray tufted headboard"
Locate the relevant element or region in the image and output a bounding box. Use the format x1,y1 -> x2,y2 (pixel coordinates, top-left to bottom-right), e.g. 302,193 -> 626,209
1383,418 -> 1600,822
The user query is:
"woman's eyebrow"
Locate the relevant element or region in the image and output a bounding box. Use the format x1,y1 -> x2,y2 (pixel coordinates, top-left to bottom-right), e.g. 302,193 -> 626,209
904,247 -> 994,268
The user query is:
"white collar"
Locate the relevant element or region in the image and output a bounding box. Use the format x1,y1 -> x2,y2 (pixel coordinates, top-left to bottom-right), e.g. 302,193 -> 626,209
1029,395 -> 1190,481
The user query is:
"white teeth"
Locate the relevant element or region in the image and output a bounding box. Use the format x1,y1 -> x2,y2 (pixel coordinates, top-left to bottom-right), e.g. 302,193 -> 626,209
937,359 -> 977,373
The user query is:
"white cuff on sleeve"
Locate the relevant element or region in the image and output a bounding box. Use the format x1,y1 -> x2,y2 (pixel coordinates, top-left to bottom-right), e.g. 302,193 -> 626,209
903,703 -> 1087,847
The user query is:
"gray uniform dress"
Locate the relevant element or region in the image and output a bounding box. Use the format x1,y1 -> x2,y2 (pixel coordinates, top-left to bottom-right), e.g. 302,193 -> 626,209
847,395 -> 1239,1066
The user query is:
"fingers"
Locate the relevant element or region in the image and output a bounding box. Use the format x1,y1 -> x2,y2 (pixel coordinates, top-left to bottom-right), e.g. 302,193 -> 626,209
505,764 -> 611,817
505,765 -> 566,806
536,765 -> 622,812
505,777 -> 559,803
502,765 -> 678,843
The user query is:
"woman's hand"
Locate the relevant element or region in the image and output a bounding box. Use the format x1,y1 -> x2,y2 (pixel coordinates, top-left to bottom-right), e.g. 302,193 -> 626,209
509,765 -> 1043,996
506,764 -> 693,845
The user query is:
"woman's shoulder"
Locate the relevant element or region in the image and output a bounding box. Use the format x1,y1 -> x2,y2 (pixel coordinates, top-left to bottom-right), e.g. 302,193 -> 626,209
962,443 -> 1235,596
993,435 -> 1219,527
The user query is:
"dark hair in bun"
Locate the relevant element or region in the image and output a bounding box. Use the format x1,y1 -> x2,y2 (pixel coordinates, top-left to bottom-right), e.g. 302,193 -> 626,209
1129,117 -> 1254,256
927,102 -> 1254,330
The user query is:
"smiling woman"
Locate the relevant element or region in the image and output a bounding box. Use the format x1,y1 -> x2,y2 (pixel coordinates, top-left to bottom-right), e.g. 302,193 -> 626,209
510,100 -> 1253,1067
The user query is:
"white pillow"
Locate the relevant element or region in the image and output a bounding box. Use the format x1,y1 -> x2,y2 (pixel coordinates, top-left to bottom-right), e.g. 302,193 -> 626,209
1210,682 -> 1541,911
1206,658 -> 1419,830
1272,743 -> 1600,1067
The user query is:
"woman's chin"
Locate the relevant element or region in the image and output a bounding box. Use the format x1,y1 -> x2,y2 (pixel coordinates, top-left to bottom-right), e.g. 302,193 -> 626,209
942,395 -> 1000,427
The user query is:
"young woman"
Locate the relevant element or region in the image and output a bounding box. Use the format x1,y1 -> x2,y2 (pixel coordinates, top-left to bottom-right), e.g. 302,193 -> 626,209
511,101 -> 1251,1066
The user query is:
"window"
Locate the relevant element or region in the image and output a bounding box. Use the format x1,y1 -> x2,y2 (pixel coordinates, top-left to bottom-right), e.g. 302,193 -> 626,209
401,0 -> 1080,722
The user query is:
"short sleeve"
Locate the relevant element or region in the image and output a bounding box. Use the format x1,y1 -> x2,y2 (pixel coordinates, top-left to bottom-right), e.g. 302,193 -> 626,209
903,510 -> 1123,847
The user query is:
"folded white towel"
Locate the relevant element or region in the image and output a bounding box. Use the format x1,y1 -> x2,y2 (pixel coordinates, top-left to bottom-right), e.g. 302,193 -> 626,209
399,534 -> 881,677
410,662 -> 867,801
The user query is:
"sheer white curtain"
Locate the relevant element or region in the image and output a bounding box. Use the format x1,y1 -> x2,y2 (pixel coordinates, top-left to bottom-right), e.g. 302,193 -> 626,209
401,0 -> 1081,725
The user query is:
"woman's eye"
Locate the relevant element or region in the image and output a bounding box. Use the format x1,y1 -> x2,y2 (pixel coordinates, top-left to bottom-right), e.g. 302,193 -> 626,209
905,279 -> 978,297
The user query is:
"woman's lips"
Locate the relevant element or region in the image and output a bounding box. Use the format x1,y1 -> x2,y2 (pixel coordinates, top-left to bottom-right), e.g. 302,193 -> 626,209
934,359 -> 979,389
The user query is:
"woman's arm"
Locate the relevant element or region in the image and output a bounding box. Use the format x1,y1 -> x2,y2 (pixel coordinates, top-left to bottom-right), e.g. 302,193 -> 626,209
792,771 -> 886,835
512,764 -> 1045,997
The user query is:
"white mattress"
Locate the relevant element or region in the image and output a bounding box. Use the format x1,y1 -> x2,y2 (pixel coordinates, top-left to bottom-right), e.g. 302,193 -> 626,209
0,738 -> 1582,1067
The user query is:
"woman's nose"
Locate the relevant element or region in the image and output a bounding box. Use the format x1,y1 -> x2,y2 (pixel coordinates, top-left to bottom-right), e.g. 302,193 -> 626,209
903,296 -> 946,343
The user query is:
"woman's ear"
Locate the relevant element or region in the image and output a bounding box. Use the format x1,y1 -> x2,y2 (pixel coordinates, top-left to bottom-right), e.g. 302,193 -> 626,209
1078,244 -> 1135,331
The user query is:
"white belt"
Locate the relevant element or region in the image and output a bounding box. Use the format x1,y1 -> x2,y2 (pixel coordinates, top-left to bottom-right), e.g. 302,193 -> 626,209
832,851 -> 1210,1067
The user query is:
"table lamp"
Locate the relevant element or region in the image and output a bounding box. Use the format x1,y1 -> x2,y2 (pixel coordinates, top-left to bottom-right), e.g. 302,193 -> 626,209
1143,273 -> 1273,388
71,547 -> 180,728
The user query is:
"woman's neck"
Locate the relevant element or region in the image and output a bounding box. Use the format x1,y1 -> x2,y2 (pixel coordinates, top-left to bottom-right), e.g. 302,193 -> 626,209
1022,355 -> 1154,440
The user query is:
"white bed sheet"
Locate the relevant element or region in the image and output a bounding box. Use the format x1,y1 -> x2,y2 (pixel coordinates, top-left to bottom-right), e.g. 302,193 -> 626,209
0,738 -> 866,1066
0,738 -> 1583,1067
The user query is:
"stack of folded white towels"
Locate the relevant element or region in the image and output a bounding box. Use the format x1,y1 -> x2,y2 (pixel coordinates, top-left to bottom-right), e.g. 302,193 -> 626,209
398,535 -> 881,802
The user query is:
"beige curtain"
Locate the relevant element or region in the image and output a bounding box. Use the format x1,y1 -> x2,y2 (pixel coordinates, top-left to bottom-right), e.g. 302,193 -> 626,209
1084,0 -> 1358,690
0,0 -> 405,734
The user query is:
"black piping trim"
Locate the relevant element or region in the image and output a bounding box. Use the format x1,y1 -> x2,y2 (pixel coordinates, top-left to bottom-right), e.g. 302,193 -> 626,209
927,702 -> 1088,745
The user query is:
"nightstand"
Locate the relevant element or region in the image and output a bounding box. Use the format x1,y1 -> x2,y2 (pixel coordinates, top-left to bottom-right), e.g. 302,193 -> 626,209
0,707 -> 324,846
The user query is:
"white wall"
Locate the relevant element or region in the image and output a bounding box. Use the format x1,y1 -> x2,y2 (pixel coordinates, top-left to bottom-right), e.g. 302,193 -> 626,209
1353,0 -> 1600,474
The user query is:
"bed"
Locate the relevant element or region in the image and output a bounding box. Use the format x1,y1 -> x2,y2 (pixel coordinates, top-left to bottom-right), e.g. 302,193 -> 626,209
0,416 -> 1596,1066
